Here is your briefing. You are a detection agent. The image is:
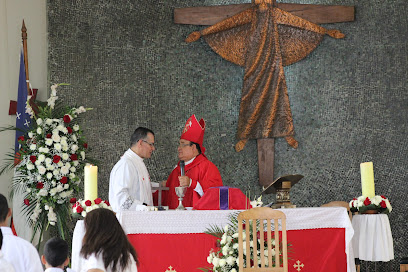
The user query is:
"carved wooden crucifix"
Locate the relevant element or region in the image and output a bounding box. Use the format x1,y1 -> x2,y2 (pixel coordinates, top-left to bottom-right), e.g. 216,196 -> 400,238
174,0 -> 354,187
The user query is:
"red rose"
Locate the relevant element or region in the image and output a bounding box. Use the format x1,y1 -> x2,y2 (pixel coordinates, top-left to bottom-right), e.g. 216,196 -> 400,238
36,182 -> 44,189
353,198 -> 357,200
363,197 -> 371,206
24,199 -> 30,206
63,114 -> 71,123
67,127 -> 73,134
18,136 -> 25,142
53,155 -> 61,163
94,198 -> 102,204
380,200 -> 387,208
70,154 -> 78,161
60,177 -> 68,184
381,195 -> 387,199
70,197 -> 77,204
104,200 -> 110,206
46,133 -> 52,138
85,200 -> 92,207
30,155 -> 37,163
76,206 -> 84,213
83,143 -> 88,149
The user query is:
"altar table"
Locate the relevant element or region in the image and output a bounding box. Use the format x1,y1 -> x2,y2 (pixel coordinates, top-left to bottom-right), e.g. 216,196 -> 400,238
72,207 -> 355,272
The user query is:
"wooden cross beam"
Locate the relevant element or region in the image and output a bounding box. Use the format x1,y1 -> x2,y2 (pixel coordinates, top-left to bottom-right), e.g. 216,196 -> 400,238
174,2 -> 354,187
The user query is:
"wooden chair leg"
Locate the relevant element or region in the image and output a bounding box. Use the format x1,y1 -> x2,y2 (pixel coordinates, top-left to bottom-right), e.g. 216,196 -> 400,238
401,263 -> 408,272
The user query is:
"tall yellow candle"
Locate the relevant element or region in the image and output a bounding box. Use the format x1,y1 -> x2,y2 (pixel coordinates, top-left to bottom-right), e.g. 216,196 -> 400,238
84,164 -> 98,201
360,162 -> 375,197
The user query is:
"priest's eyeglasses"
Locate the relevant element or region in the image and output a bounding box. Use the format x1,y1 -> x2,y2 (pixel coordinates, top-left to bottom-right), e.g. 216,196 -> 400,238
142,140 -> 155,147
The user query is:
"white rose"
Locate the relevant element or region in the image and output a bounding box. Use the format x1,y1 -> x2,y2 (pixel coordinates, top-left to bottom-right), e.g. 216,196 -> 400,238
35,160 -> 41,166
58,161 -> 63,167
27,163 -> 34,170
28,132 -> 34,138
46,118 -> 53,125
70,167 -> 76,173
38,189 -> 48,196
73,124 -> 79,131
73,161 -> 79,166
71,144 -> 78,152
48,165 -> 55,171
30,144 -> 36,150
62,153 -> 69,160
372,195 -> 382,206
231,269 -> 237,272
71,135 -> 77,141
52,134 -> 61,142
64,184 -> 69,189
45,158 -> 52,165
207,255 -> 213,264
80,151 -> 85,160
54,143 -> 62,151
36,118 -> 43,125
60,166 -> 70,175
45,139 -> 53,146
38,165 -> 46,175
62,145 -> 69,152
57,125 -> 65,131
37,127 -> 42,134
46,172 -> 53,179
226,256 -> 235,266
81,211 -> 87,217
219,259 -> 226,267
212,257 -> 219,267
38,154 -> 46,162
69,173 -> 76,179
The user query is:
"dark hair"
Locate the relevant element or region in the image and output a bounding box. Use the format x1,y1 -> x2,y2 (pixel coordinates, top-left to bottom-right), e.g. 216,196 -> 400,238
80,208 -> 138,272
0,229 -> 3,250
0,194 -> 9,222
44,237 -> 69,267
130,127 -> 154,147
190,141 -> 202,154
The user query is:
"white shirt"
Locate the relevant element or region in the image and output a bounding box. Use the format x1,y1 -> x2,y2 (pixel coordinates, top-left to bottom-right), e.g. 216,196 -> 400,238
0,251 -> 15,272
109,149 -> 153,212
44,268 -> 64,272
80,253 -> 137,272
0,227 -> 43,272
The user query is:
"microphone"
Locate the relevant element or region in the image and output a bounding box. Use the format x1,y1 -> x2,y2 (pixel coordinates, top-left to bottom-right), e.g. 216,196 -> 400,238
180,160 -> 185,176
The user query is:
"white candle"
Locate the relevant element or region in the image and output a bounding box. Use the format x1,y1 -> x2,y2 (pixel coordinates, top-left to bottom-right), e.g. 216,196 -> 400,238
84,164 -> 98,201
360,162 -> 375,197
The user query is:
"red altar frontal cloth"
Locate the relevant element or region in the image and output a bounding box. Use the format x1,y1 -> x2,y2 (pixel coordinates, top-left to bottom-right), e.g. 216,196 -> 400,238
193,186 -> 251,210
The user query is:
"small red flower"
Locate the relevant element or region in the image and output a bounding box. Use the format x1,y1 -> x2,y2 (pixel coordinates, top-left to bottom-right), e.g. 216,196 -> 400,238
70,154 -> 78,161
381,195 -> 387,199
18,136 -> 25,142
60,176 -> 68,184
380,200 -> 387,208
104,200 -> 110,206
70,197 -> 77,204
36,182 -> 44,189
63,114 -> 71,123
76,206 -> 84,213
53,155 -> 61,163
85,200 -> 92,207
94,198 -> 102,205
83,143 -> 88,149
363,197 -> 371,206
353,198 -> 357,200
46,133 -> 52,138
30,155 -> 37,163
67,127 -> 73,134
24,199 -> 30,206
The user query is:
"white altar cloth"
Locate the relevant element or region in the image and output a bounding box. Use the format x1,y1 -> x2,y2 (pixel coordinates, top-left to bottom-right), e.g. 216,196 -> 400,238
72,207 -> 355,272
351,214 -> 394,262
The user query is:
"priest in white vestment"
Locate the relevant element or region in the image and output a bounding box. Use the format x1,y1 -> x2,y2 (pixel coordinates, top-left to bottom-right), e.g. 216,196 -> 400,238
109,127 -> 156,212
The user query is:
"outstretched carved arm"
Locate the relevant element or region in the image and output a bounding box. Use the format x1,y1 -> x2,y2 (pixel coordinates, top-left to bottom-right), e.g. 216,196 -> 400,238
185,8 -> 254,43
275,7 -> 345,38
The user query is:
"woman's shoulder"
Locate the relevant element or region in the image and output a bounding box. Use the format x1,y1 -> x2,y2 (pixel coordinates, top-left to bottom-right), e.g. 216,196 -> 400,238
81,253 -> 106,272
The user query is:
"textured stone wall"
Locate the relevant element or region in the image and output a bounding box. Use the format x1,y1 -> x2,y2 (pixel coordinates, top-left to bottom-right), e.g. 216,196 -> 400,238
48,0 -> 407,268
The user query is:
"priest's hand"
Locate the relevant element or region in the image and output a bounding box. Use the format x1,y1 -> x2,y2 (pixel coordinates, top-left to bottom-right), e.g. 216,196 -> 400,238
178,175 -> 191,187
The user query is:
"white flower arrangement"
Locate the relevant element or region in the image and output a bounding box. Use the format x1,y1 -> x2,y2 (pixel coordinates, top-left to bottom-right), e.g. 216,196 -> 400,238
349,195 -> 392,214
1,83 -> 93,243
199,213 -> 285,272
71,198 -> 112,218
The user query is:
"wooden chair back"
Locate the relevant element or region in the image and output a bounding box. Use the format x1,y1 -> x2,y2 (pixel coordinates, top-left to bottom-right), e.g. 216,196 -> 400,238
321,201 -> 352,221
238,207 -> 288,272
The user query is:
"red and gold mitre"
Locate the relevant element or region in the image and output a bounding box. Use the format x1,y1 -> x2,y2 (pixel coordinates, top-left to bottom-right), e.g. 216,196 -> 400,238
180,114 -> 206,153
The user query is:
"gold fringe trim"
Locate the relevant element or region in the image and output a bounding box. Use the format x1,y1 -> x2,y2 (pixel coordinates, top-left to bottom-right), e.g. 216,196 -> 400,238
285,136 -> 298,148
235,139 -> 248,152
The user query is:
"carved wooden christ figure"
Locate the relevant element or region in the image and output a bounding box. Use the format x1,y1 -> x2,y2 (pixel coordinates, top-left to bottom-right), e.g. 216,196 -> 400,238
185,0 -> 345,152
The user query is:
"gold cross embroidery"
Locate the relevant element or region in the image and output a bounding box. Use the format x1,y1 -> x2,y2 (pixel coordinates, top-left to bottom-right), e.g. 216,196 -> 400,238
293,260 -> 304,271
165,266 -> 177,272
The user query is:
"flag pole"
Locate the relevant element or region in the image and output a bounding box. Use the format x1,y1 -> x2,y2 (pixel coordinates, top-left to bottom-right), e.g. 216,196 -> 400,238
21,20 -> 30,93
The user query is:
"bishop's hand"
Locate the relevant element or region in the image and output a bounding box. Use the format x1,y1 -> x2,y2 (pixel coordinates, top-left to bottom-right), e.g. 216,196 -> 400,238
178,175 -> 190,187
185,31 -> 201,43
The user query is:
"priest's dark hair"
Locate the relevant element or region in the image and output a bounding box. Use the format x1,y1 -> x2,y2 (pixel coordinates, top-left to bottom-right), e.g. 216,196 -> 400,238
81,208 -> 138,272
43,237 -> 69,267
130,127 -> 154,147
190,141 -> 201,154
0,228 -> 3,250
0,194 -> 9,222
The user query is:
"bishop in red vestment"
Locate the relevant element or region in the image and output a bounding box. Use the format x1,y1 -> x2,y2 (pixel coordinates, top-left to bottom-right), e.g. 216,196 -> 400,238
163,115 -> 223,209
